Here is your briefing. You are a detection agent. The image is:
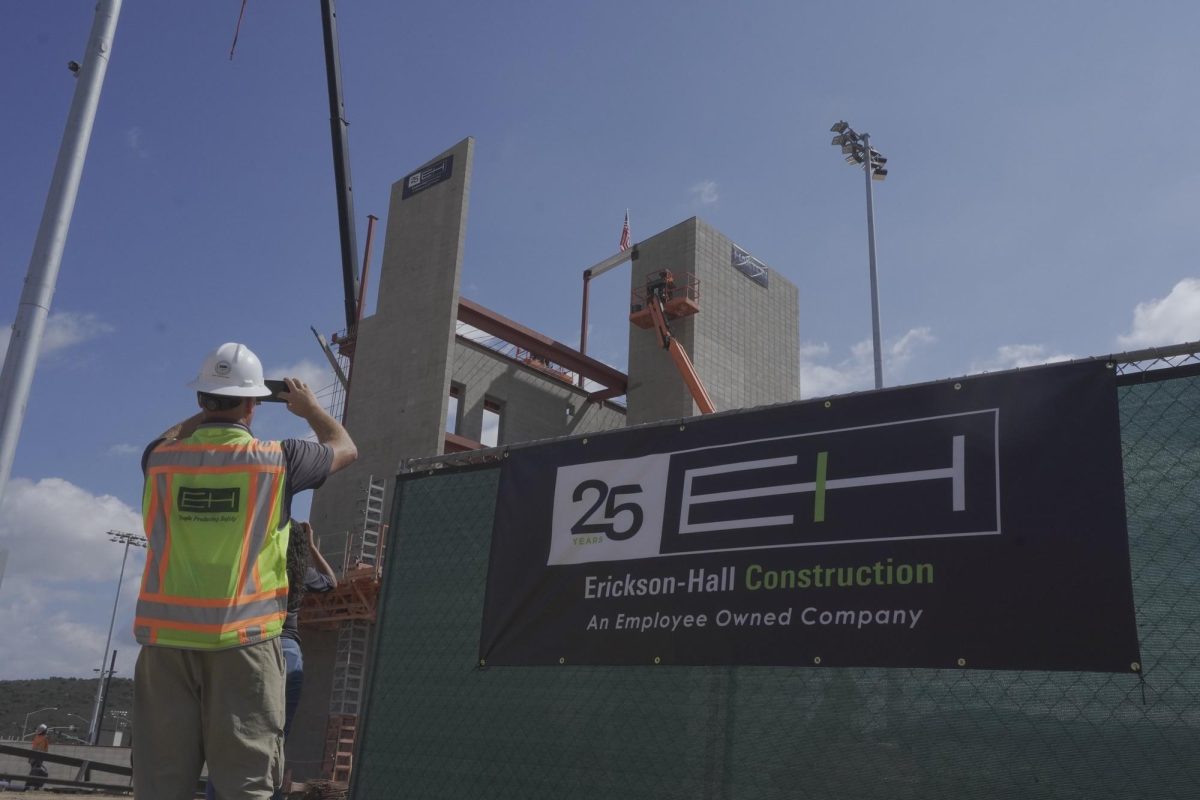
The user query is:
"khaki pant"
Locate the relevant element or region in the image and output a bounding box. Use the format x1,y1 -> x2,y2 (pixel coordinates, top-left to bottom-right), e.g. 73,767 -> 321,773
133,638 -> 285,800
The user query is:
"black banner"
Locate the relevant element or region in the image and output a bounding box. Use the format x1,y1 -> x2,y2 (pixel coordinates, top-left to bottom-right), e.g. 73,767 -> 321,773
479,362 -> 1141,671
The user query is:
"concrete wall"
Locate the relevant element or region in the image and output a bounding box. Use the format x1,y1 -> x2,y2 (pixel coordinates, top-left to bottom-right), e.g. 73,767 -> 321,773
626,217 -> 800,426
309,137 -> 474,568
451,340 -> 625,444
0,743 -> 130,788
296,140 -> 474,782
626,220 -> 700,425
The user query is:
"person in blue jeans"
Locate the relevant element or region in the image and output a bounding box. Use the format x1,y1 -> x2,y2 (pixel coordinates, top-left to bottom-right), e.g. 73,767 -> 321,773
207,521 -> 337,800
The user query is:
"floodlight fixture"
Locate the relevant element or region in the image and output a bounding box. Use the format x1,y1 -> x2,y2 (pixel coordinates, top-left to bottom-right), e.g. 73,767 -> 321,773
831,134 -> 846,146
109,529 -> 147,547
831,120 -> 849,133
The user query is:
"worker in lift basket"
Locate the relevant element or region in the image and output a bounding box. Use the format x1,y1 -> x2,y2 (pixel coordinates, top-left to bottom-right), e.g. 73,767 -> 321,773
132,343 -> 357,800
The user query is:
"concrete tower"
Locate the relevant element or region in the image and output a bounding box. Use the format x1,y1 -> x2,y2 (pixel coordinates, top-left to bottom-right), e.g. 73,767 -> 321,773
625,217 -> 800,425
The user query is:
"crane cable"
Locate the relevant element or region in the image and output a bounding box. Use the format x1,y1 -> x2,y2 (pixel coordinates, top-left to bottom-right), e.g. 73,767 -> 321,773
229,0 -> 249,60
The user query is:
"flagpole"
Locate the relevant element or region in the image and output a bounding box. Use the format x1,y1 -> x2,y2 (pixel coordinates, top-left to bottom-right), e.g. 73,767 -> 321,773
577,212 -> 633,388
578,270 -> 592,386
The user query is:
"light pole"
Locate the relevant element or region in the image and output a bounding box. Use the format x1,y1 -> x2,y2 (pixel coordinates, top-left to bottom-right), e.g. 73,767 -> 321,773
830,120 -> 889,390
0,0 -> 123,505
86,530 -> 146,745
22,707 -> 57,739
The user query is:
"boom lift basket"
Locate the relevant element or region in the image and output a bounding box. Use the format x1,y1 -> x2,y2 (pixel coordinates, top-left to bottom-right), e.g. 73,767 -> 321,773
629,271 -> 700,328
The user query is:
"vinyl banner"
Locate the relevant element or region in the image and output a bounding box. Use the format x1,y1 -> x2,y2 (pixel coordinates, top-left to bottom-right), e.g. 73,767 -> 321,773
478,361 -> 1142,672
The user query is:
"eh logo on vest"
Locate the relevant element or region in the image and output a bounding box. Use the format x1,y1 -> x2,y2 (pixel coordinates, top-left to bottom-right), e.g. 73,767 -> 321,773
177,487 -> 241,514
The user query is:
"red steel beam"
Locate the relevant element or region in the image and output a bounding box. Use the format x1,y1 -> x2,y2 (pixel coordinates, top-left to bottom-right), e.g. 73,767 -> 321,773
457,297 -> 627,395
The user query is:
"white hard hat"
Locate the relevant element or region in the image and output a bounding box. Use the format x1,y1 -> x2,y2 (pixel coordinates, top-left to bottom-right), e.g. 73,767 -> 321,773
36,724 -> 47,733
188,343 -> 271,397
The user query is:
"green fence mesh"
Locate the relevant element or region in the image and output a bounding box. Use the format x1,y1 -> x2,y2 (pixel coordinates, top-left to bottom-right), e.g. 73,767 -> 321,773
352,369 -> 1200,799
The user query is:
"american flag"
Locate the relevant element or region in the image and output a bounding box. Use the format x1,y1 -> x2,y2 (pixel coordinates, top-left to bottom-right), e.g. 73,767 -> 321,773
619,211 -> 631,251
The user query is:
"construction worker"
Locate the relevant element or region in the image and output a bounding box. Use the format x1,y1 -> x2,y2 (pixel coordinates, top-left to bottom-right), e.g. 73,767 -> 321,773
132,343 -> 357,800
28,723 -> 50,787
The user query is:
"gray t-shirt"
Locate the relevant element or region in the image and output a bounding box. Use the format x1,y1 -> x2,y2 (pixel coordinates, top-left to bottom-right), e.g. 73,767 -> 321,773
142,423 -> 334,526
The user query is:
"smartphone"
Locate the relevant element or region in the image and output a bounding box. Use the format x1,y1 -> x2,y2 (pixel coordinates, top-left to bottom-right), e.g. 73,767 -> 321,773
262,379 -> 290,403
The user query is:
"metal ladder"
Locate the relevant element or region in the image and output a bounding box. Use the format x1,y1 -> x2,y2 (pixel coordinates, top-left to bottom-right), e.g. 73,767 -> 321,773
329,618 -> 370,717
324,475 -> 387,780
358,475 -> 386,570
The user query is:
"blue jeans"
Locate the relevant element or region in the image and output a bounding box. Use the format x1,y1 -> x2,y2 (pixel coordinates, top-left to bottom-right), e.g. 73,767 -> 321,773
280,637 -> 304,739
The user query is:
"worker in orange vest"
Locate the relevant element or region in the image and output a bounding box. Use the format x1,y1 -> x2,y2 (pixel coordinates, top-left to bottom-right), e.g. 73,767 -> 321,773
28,724 -> 50,788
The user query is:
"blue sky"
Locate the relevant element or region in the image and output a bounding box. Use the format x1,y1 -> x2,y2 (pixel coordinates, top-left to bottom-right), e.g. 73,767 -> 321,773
2,0 -> 1199,682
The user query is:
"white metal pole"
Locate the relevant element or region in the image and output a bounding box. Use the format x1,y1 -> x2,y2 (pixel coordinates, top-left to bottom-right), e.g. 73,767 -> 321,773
0,0 -> 122,504
861,132 -> 884,390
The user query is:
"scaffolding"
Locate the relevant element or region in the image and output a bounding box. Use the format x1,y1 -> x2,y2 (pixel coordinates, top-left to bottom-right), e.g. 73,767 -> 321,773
301,474 -> 387,785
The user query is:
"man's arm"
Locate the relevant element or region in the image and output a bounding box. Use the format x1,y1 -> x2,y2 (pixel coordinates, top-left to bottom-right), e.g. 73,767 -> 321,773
280,378 -> 358,474
304,523 -> 338,587
157,412 -> 206,441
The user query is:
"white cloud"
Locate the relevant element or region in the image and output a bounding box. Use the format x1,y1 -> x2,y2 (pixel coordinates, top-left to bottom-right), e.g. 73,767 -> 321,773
0,477 -> 144,679
43,311 -> 114,353
887,327 -> 935,370
800,327 -> 935,399
1,477 -> 142,584
0,589 -> 115,679
1116,277 -> 1200,350
270,358 -> 336,393
107,443 -> 140,457
0,311 -> 114,366
969,344 -> 1076,374
691,180 -> 719,205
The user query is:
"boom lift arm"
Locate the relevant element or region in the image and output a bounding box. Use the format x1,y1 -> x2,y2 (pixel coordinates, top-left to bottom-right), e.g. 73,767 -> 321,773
645,287 -> 717,415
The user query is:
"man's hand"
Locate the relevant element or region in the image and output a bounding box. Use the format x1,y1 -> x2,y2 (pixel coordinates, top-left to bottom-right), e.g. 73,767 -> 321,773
296,520 -> 317,547
279,378 -> 323,420
278,377 -> 358,474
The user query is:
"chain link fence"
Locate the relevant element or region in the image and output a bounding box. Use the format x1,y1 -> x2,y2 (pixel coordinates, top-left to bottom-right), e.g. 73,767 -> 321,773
350,355 -> 1200,799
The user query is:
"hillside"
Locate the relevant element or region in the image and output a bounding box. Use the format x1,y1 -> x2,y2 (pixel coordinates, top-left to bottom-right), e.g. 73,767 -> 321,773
0,677 -> 132,743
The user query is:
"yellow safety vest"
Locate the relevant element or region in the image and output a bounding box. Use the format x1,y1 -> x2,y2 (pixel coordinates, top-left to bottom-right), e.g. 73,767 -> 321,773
136,424 -> 290,649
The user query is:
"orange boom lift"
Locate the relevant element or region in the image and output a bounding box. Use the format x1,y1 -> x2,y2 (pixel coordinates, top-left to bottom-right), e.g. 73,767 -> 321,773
629,270 -> 716,415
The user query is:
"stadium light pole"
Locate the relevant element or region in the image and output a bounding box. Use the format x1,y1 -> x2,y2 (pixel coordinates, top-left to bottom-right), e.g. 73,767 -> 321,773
86,530 -> 146,745
830,121 -> 888,389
